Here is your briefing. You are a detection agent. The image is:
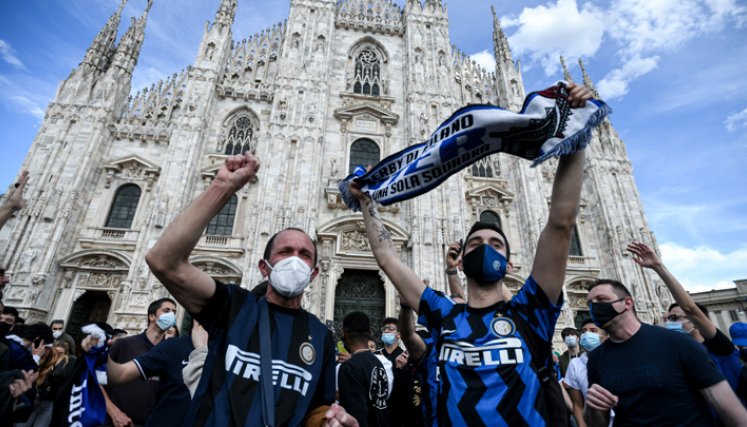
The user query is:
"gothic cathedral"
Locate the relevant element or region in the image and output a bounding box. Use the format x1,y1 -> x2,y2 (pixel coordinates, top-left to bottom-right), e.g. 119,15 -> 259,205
0,0 -> 671,343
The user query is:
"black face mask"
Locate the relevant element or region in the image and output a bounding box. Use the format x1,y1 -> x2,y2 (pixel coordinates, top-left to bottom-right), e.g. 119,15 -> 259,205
0,321 -> 10,337
462,244 -> 508,285
589,297 -> 626,328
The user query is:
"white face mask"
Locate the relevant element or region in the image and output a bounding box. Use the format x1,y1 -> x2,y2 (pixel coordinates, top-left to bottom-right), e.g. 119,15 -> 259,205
564,335 -> 578,348
266,256 -> 312,298
52,330 -> 63,339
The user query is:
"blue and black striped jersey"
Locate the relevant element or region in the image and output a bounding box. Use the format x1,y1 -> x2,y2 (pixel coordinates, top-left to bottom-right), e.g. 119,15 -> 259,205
418,276 -> 561,427
186,280 -> 336,427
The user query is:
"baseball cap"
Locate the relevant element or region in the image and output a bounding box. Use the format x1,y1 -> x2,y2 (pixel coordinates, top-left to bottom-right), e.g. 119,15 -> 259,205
729,322 -> 747,347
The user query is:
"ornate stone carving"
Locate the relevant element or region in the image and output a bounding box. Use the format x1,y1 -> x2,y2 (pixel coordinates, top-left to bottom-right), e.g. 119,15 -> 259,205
341,222 -> 370,252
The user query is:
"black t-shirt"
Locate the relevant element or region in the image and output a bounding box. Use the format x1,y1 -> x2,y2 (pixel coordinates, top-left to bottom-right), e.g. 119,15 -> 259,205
338,351 -> 389,427
381,346 -> 403,365
133,335 -> 194,427
587,324 -> 724,426
388,359 -> 425,427
107,332 -> 160,425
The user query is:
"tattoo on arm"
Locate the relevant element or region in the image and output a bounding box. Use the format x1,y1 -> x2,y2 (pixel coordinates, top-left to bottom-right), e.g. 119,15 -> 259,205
376,224 -> 393,245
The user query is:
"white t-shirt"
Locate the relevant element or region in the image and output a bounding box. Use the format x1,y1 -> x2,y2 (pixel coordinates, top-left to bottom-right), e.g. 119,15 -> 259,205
564,351 -> 614,425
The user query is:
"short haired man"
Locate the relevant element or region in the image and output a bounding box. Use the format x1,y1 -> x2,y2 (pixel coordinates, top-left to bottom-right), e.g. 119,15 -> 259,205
338,312 -> 391,427
559,327 -> 581,378
349,82 -> 593,427
563,319 -> 608,427
1,306 -> 19,326
584,279 -> 747,426
50,319 -> 76,355
146,153 -> 357,427
380,317 -> 402,364
104,297 -> 176,427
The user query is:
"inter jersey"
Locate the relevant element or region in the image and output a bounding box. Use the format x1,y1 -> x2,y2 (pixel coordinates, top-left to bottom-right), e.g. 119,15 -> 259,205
418,276 -> 561,427
187,280 -> 336,427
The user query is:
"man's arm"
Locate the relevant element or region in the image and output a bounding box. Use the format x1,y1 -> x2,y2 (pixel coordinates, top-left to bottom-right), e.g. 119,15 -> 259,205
106,357 -> 141,385
350,183 -> 424,311
101,385 -> 133,427
531,83 -> 591,304
702,380 -> 747,426
0,170 -> 28,229
145,153 -> 260,314
399,305 -> 426,361
627,242 -> 717,338
584,384 -> 615,427
568,387 -> 587,427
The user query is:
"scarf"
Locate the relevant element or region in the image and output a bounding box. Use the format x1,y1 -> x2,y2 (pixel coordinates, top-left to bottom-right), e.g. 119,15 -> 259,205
338,82 -> 611,212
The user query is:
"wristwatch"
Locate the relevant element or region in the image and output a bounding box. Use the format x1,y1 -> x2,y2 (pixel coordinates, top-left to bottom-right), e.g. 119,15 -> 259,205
445,268 -> 458,275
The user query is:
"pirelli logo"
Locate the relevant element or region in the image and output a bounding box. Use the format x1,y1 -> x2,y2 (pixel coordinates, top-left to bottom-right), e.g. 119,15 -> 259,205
225,344 -> 313,396
438,338 -> 525,367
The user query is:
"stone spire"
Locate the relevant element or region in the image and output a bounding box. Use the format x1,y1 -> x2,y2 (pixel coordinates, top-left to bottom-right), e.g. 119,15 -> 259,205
579,58 -> 600,98
491,5 -> 512,63
81,0 -> 127,72
560,55 -> 573,82
214,0 -> 237,30
110,0 -> 152,75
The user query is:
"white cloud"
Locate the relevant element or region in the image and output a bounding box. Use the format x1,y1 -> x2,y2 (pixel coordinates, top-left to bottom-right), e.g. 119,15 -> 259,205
725,108 -> 747,132
659,242 -> 747,292
502,0 -> 746,99
504,0 -> 605,75
469,50 -> 496,71
8,96 -> 45,121
0,40 -> 25,70
596,55 -> 658,99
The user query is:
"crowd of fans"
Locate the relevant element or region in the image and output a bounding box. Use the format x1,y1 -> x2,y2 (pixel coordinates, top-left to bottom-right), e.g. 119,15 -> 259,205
2,84 -> 746,426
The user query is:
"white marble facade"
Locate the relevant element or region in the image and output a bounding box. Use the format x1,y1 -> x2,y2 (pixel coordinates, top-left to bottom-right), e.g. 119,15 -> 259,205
0,0 -> 672,344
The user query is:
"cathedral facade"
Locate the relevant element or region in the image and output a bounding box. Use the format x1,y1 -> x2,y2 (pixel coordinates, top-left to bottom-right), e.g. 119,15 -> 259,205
0,0 -> 671,343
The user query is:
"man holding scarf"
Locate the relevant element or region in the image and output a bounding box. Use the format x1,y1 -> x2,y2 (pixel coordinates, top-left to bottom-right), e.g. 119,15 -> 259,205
348,83 -> 593,426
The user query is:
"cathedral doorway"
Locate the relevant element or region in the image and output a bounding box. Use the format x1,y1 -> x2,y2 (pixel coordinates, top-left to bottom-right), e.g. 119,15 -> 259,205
333,269 -> 386,342
66,290 -> 111,354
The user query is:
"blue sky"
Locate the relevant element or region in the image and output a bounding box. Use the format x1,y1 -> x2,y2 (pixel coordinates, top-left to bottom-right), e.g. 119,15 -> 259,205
1,0 -> 746,292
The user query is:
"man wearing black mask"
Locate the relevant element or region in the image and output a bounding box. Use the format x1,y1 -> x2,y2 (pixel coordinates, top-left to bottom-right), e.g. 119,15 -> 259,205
584,279 -> 747,426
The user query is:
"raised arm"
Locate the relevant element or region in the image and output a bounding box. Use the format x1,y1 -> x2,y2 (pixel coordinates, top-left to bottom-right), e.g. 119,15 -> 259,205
106,357 -> 141,385
145,153 -> 260,314
0,170 -> 28,229
399,304 -> 426,361
701,380 -> 747,426
445,241 -> 466,302
627,242 -> 717,338
349,182 -> 425,311
531,84 -> 590,303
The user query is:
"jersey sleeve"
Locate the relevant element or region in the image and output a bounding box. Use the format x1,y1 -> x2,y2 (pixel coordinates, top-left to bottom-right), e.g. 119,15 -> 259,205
676,334 -> 725,390
417,287 -> 455,334
508,276 -> 563,342
703,329 -> 736,357
337,361 -> 369,427
193,279 -> 232,335
133,338 -> 174,380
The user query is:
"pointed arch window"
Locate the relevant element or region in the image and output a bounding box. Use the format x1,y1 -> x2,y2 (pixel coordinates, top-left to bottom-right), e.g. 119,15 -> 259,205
471,157 -> 494,177
479,210 -> 502,229
569,226 -> 583,256
349,139 -> 380,174
105,184 -> 141,229
224,115 -> 255,155
353,50 -> 382,97
206,195 -> 238,236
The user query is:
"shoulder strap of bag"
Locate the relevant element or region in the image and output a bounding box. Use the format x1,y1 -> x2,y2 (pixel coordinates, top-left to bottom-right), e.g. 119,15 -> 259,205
258,297 -> 275,427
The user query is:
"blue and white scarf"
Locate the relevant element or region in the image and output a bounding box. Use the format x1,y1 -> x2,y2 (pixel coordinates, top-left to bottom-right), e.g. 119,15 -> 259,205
339,82 -> 611,212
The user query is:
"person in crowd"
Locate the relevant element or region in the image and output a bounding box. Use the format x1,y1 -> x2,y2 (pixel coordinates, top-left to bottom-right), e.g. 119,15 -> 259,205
1,307 -> 18,327
348,82 -> 593,427
390,304 -> 428,427
584,279 -> 747,426
164,326 -> 178,339
145,152 -> 357,427
367,338 -> 377,352
103,297 -> 176,427
182,322 -> 209,398
2,323 -> 52,424
99,320 -> 201,427
627,241 -> 747,406
559,327 -> 581,378
49,319 -> 76,355
380,318 -> 403,365
563,319 -> 608,427
444,241 -> 467,303
16,341 -> 76,427
731,322 -> 747,366
338,312 -> 390,427
110,329 -> 128,345
0,170 -> 28,230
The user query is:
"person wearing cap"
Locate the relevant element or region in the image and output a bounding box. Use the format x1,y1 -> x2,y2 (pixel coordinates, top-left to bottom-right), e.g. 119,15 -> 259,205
628,242 -> 747,407
338,311 -> 392,427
